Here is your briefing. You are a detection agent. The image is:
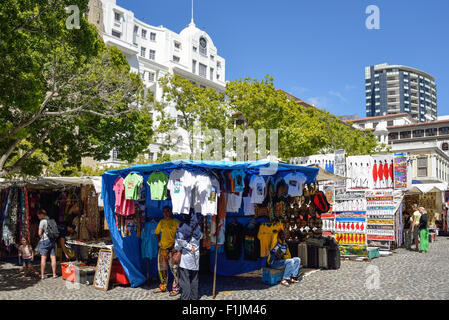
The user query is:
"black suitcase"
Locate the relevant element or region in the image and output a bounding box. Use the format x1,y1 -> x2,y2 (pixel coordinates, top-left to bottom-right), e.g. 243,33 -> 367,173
318,247 -> 328,269
306,237 -> 326,248
307,244 -> 319,268
327,248 -> 341,270
287,240 -> 300,257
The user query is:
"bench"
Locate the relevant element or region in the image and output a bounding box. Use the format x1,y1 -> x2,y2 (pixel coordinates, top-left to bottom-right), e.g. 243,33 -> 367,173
261,267 -> 285,285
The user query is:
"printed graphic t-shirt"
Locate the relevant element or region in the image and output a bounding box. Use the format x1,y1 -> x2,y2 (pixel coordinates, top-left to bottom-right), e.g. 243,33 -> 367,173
167,169 -> 194,214
113,177 -> 125,213
123,173 -> 144,200
283,173 -> 307,197
147,171 -> 169,200
230,170 -> 246,193
194,174 -> 220,216
249,175 -> 266,204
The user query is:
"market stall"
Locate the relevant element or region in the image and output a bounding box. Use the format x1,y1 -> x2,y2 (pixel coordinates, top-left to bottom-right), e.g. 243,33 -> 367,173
101,160 -> 320,288
0,177 -> 105,263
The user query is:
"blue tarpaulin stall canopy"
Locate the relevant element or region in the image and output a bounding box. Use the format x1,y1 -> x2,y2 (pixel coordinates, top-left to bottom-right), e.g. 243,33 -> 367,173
101,160 -> 319,287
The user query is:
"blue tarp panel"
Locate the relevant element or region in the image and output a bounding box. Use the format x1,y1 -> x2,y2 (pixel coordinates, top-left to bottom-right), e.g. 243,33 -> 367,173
102,160 -> 318,287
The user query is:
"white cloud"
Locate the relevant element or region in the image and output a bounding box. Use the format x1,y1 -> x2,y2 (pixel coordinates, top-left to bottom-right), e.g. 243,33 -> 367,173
345,84 -> 357,90
328,90 -> 348,103
290,86 -> 310,96
307,96 -> 331,108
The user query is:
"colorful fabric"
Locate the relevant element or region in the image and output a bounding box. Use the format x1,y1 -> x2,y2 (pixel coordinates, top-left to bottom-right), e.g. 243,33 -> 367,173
157,248 -> 180,292
123,173 -> 144,200
420,228 -> 429,252
141,221 -> 158,259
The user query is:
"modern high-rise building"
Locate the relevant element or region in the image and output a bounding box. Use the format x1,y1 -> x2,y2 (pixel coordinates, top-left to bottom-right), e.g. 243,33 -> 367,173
365,63 -> 437,123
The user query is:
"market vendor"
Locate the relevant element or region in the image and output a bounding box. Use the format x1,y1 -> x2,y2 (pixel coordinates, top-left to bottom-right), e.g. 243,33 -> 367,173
267,230 -> 301,287
57,223 -> 78,261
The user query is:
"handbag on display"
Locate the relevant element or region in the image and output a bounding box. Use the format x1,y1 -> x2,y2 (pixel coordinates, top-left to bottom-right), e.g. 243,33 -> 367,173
312,191 -> 331,214
172,251 -> 182,265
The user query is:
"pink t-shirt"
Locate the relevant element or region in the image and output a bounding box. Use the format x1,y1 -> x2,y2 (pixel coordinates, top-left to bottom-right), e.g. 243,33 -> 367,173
19,245 -> 33,259
113,177 -> 135,216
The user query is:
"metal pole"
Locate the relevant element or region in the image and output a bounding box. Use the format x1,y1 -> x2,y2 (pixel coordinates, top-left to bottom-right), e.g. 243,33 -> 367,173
212,215 -> 219,299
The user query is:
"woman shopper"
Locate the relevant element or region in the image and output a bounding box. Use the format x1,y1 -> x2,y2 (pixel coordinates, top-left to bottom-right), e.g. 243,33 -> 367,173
411,204 -> 421,252
174,211 -> 202,300
403,212 -> 412,250
267,230 -> 301,287
37,209 -> 58,279
418,207 -> 429,253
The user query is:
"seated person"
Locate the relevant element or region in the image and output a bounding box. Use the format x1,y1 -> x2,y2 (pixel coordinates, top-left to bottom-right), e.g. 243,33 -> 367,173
58,223 -> 77,261
267,230 -> 301,287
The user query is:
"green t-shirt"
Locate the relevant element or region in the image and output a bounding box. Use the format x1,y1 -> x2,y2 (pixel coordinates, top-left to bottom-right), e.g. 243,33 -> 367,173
147,171 -> 169,200
123,173 -> 143,200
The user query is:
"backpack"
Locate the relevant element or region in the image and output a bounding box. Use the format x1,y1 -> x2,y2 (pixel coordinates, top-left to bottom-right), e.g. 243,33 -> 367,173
312,191 -> 331,214
45,218 -> 60,240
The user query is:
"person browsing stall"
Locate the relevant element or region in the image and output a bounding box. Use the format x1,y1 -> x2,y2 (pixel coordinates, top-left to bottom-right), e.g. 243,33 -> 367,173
154,206 -> 180,295
37,209 -> 58,279
174,211 -> 202,300
18,237 -> 39,277
411,204 -> 421,252
267,230 -> 301,287
58,223 -> 77,261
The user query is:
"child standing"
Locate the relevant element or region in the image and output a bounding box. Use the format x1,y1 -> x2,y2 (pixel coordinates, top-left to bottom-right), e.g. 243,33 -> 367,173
18,238 -> 38,277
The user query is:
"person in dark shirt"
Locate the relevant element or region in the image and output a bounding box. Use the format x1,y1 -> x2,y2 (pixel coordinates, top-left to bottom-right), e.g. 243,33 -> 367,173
58,223 -> 77,261
403,212 -> 412,250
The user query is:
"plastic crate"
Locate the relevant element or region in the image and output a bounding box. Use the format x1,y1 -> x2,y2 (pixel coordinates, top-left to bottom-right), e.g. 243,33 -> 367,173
110,260 -> 130,285
368,248 -> 380,260
61,262 -> 86,282
75,266 -> 96,285
261,267 -> 285,285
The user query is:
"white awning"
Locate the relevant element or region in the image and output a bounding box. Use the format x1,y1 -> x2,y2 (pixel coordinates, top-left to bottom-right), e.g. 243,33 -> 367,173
406,183 -> 448,194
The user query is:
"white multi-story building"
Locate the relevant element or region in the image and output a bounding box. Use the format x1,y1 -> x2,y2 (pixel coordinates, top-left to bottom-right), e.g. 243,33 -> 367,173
98,0 -> 226,166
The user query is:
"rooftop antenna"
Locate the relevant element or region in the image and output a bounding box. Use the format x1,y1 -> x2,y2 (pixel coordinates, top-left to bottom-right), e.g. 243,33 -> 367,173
190,0 -> 195,26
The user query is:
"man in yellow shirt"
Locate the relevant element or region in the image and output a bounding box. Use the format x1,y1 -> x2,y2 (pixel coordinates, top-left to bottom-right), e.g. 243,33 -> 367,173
154,206 -> 180,295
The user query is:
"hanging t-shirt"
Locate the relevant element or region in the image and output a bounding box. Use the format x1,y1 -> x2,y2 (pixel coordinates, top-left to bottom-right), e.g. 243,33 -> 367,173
243,197 -> 255,216
167,169 -> 194,214
283,173 -> 307,197
230,170 -> 246,193
224,220 -> 244,260
147,171 -> 169,201
257,221 -> 284,257
194,174 -> 220,216
113,177 -> 125,213
226,192 -> 243,213
141,221 -> 158,260
123,173 -> 144,200
243,222 -> 260,261
249,175 -> 266,204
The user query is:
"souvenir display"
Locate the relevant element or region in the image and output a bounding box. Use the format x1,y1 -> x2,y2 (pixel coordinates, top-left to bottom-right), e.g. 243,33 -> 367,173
366,191 -> 395,242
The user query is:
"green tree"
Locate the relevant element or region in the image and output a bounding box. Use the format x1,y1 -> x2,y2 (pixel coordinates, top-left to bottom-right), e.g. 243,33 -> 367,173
0,1 -> 154,178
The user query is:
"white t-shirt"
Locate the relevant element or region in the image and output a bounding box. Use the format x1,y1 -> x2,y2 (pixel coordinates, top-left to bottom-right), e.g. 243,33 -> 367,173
167,169 -> 194,214
249,175 -> 266,204
39,217 -> 49,240
226,192 -> 243,213
193,174 -> 220,216
243,196 -> 255,216
283,173 -> 307,197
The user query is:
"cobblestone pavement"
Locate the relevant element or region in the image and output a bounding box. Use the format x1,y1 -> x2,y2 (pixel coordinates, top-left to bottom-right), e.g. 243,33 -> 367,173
1,237 -> 448,300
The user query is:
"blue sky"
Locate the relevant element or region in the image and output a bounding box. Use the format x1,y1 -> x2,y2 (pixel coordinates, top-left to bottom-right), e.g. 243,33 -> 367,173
117,0 -> 449,118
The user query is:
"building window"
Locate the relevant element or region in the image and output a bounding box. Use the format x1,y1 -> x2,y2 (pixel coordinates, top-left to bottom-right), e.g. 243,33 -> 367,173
173,55 -> 180,63
193,46 -> 197,52
141,29 -> 147,39
400,131 -> 411,139
192,60 -> 197,74
217,74 -> 220,80
174,41 -> 181,49
150,32 -> 156,41
149,50 -> 155,60
176,115 -> 183,127
210,68 -> 214,81
199,63 -> 207,78
217,61 -> 221,69
413,130 -> 424,138
134,26 -> 138,33
439,127 -> 449,135
210,55 -> 214,61
417,157 -> 427,177
111,30 -> 121,38
373,122 -> 379,128
425,128 -> 436,137
140,47 -> 146,57
359,124 -> 365,129
387,120 -> 394,126
199,37 -> 207,56
114,12 -> 121,22
442,143 -> 449,151
148,72 -> 155,82
112,148 -> 120,162
388,132 -> 398,140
